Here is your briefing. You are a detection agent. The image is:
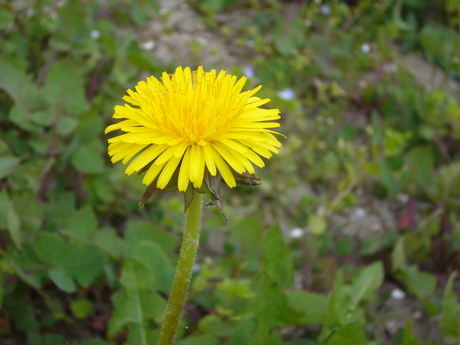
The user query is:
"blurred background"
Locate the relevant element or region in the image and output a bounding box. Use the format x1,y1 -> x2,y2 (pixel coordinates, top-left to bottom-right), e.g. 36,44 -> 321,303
0,0 -> 459,344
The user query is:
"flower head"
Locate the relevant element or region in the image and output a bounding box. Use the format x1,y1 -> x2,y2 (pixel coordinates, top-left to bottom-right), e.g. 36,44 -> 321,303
105,66 -> 283,204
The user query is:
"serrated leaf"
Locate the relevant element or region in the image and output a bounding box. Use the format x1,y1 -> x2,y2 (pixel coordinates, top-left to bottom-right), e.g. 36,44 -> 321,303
263,225 -> 293,288
33,233 -> 68,265
124,220 -> 178,256
8,243 -> 44,288
249,279 -> 288,345
228,319 -> 255,345
49,269 -> 76,293
132,241 -> 174,293
65,205 -> 98,239
13,196 -> 44,239
67,243 -> 105,288
327,321 -> 366,345
44,59 -> 89,115
34,234 -> 105,290
108,290 -> 166,338
0,56 -> 46,125
71,140 -> 104,174
94,227 -> 123,259
120,259 -> 156,291
127,325 -> 160,345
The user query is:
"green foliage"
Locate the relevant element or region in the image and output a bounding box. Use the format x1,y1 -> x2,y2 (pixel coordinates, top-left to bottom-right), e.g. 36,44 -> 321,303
1,0 -> 460,344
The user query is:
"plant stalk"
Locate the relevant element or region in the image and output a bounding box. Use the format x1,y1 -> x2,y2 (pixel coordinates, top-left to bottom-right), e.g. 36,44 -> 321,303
156,192 -> 203,345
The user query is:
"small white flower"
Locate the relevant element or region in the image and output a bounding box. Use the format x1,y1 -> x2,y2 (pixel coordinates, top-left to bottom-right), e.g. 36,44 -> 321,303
278,88 -> 296,101
90,30 -> 100,40
391,288 -> 406,299
243,65 -> 255,79
361,43 -> 370,53
290,228 -> 304,238
320,5 -> 331,15
140,41 -> 155,50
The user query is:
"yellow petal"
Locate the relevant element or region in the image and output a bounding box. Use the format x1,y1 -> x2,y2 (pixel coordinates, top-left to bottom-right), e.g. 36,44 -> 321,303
157,156 -> 181,189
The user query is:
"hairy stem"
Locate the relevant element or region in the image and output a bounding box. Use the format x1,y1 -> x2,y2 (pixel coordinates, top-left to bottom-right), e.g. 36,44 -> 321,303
156,192 -> 203,345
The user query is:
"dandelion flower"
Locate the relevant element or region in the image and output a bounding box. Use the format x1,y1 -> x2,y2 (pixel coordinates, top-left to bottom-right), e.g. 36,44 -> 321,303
105,66 -> 283,196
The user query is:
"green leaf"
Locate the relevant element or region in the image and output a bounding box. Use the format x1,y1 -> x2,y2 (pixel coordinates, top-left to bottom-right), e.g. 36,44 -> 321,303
0,191 -> 8,227
44,59 -> 89,115
228,319 -> 255,345
391,237 -> 406,272
0,272 -> 4,308
8,244 -> 44,288
0,56 -> 46,125
66,243 -> 105,288
132,241 -> 175,293
34,234 -> 105,291
327,321 -> 366,345
49,269 -> 76,293
227,217 -> 264,271
70,298 -> 93,319
43,333 -> 64,345
64,205 -> 98,239
440,271 -> 460,338
127,326 -> 160,345
120,259 -> 156,291
249,279 -> 288,345
7,201 -> 21,248
308,214 -> 327,235
56,0 -> 89,44
177,334 -> 220,345
402,319 -> 421,345
0,156 -> 21,179
320,270 -> 345,341
0,8 -> 14,30
94,227 -> 123,259
108,290 -> 166,337
13,196 -> 44,239
33,233 -> 68,265
406,146 -> 433,189
398,266 -> 436,299
124,220 -> 178,256
80,339 -> 114,345
71,140 -> 104,174
263,225 -> 293,288
349,261 -> 384,310
285,291 -> 329,325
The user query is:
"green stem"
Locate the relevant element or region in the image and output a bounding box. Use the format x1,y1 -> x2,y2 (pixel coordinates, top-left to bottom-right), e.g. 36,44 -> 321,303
157,192 -> 203,345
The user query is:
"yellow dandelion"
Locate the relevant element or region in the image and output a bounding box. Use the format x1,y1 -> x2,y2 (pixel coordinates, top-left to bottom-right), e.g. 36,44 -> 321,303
105,66 -> 283,193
